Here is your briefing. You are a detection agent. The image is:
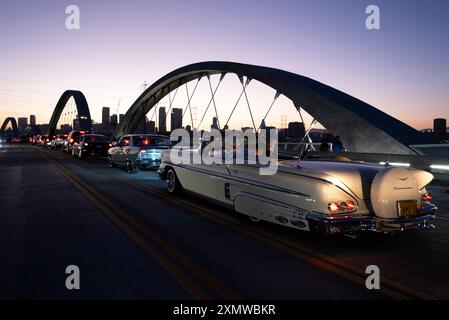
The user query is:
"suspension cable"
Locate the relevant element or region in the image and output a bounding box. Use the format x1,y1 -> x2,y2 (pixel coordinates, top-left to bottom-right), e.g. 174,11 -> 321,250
258,91 -> 281,132
240,76 -> 257,132
182,77 -> 201,128
197,73 -> 225,130
165,85 -> 179,118
149,101 -> 159,122
223,75 -> 250,130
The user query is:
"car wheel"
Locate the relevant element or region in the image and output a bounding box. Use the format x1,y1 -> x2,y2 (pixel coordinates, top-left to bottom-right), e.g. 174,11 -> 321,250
125,160 -> 135,174
166,168 -> 181,193
72,148 -> 76,158
79,150 -> 83,160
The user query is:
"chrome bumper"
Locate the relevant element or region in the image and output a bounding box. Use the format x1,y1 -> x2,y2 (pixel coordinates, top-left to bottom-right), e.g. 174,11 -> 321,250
307,204 -> 437,235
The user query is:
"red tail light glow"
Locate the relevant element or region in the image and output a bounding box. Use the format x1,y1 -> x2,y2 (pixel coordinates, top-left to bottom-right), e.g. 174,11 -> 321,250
328,200 -> 357,214
421,193 -> 432,208
328,202 -> 340,213
346,201 -> 356,210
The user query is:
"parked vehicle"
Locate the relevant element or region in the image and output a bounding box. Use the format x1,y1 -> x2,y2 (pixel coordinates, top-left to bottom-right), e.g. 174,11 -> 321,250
158,149 -> 437,236
72,134 -> 111,159
108,134 -> 171,173
50,134 -> 68,150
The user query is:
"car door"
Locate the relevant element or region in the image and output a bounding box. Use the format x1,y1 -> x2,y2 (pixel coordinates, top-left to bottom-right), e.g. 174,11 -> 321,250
181,149 -> 231,203
111,136 -> 125,164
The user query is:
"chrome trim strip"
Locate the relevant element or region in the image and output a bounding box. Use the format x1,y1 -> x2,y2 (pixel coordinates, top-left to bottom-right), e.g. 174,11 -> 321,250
164,162 -> 311,198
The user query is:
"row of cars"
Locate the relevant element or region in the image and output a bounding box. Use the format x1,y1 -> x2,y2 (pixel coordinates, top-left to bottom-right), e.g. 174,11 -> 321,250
31,130 -> 438,236
33,130 -> 171,173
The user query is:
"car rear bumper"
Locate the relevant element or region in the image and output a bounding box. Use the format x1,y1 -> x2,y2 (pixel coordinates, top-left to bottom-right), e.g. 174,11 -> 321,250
136,158 -> 161,168
307,204 -> 437,235
83,148 -> 108,157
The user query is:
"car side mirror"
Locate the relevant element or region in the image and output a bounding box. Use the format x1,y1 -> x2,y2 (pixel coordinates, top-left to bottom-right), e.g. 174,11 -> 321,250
112,141 -> 117,147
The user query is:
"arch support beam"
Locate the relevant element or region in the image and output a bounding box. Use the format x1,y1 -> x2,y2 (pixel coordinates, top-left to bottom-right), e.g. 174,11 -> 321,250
0,117 -> 19,137
48,90 -> 92,137
114,61 -> 431,154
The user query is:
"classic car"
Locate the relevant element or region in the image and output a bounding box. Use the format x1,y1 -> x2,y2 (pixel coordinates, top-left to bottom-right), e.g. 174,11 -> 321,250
158,149 -> 437,236
108,134 -> 171,173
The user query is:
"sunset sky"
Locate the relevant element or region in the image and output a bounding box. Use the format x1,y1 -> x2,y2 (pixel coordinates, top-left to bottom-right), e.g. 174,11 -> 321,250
1,0 -> 449,131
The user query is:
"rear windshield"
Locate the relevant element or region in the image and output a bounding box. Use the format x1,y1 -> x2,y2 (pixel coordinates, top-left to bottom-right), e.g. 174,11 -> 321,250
133,136 -> 171,147
83,135 -> 109,142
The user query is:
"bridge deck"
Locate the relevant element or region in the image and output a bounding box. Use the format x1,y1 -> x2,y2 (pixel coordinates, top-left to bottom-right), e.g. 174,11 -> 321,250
1,144 -> 449,299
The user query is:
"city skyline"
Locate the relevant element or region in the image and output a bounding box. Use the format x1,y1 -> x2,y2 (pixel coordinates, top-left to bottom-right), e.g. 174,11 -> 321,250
1,0 -> 449,131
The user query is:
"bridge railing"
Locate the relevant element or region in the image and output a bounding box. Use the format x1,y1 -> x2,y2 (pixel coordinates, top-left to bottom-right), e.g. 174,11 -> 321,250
277,142 -> 449,181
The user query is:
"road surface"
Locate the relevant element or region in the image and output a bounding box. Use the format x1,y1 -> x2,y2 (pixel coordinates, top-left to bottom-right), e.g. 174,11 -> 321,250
1,144 -> 448,299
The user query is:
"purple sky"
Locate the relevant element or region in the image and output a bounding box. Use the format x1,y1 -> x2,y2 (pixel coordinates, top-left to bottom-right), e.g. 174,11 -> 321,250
1,0 -> 449,130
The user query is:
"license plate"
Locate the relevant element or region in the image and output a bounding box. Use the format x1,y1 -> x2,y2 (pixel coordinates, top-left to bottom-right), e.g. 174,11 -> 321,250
398,200 -> 418,217
96,145 -> 103,149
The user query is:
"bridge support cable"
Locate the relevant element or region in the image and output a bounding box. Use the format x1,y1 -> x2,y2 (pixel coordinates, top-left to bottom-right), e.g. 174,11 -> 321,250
165,86 -> 180,119
198,73 -> 226,130
149,101 -> 160,129
296,105 -> 318,160
224,76 -> 251,130
258,91 -> 281,132
182,77 -> 202,129
239,76 -> 257,133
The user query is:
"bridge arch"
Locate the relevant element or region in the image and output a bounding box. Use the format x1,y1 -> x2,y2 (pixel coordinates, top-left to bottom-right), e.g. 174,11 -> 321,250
114,61 -> 430,154
48,90 -> 92,137
22,125 -> 41,137
0,117 -> 19,137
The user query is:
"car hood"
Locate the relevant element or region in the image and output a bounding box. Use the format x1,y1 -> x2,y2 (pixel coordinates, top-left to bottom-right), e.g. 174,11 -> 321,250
279,160 -> 382,199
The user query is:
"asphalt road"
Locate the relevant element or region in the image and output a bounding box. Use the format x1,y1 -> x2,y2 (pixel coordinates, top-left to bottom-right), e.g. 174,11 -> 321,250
1,144 -> 448,300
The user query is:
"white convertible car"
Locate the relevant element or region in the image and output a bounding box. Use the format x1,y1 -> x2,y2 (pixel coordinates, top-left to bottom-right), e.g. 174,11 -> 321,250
158,151 -> 437,236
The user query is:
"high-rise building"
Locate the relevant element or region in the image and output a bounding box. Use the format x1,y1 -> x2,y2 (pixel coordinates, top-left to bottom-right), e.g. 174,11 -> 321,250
171,108 -> 183,131
18,117 -> 28,132
434,118 -> 447,142
288,122 -> 305,140
119,114 -> 125,124
102,107 -> 110,129
148,120 -> 156,133
211,117 -> 219,130
30,115 -> 36,126
159,107 -> 166,133
73,117 -> 80,131
110,114 -> 118,131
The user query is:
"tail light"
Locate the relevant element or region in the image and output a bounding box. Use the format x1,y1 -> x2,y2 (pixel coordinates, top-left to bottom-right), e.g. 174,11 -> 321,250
421,193 -> 432,207
328,200 -> 357,214
69,138 -> 74,143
